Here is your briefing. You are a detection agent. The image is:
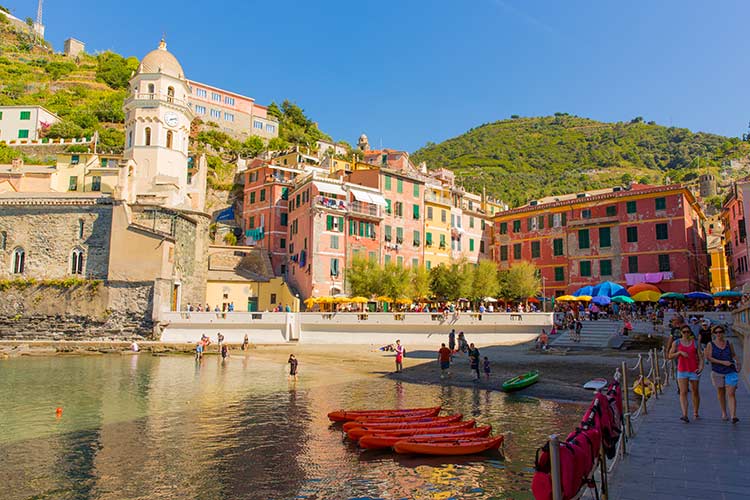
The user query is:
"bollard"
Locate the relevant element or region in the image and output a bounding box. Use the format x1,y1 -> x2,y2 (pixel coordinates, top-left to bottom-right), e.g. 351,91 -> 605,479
549,434 -> 563,500
638,354 -> 647,415
621,361 -> 632,437
625,412 -> 633,440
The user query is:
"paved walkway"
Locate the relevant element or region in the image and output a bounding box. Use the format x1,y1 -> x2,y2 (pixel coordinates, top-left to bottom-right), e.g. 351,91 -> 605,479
608,372 -> 750,500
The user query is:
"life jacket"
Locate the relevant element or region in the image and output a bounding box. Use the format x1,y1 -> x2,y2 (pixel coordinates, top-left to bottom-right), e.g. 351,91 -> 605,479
581,394 -> 617,458
603,381 -> 623,459
531,440 -> 579,500
565,427 -> 599,484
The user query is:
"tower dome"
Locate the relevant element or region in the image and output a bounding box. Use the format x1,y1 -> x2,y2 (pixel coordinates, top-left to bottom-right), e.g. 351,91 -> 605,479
138,39 -> 185,79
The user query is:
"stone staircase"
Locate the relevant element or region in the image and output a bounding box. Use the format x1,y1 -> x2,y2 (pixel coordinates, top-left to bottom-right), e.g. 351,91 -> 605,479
550,319 -> 621,349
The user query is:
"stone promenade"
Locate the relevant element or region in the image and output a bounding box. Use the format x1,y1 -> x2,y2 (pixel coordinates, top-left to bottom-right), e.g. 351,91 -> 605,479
608,371 -> 750,500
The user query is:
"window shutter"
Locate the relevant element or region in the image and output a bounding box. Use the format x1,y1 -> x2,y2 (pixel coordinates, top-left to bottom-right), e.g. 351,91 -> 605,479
326,215 -> 333,230
539,216 -> 544,229
349,220 -> 355,235
338,217 -> 344,232
562,213 -> 567,226
548,214 -> 554,227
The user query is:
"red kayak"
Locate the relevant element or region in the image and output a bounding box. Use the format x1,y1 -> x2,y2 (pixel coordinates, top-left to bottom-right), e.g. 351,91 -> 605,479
328,406 -> 440,422
359,426 -> 493,450
353,413 -> 450,424
347,419 -> 475,441
393,436 -> 504,456
343,414 -> 462,432
343,414 -> 463,433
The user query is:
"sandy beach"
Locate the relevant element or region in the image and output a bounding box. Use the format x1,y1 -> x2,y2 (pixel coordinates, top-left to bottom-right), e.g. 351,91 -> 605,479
1,338 -> 637,402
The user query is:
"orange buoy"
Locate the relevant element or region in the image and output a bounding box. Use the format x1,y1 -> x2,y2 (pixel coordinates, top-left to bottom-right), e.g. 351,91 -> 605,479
55,407 -> 63,416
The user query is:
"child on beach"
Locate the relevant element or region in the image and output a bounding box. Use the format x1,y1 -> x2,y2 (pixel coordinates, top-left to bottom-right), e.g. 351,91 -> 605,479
288,354 -> 298,381
483,356 -> 491,381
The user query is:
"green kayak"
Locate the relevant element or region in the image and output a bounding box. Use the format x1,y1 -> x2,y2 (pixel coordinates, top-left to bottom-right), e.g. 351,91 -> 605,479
502,370 -> 539,392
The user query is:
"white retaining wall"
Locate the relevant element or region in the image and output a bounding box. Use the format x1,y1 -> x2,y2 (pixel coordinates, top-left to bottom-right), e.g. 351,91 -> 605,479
159,311 -> 551,346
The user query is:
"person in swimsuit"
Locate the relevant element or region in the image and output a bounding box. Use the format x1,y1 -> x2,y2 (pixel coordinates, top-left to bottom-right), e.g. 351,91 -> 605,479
468,343 -> 481,381
705,325 -> 740,423
288,354 -> 298,381
438,343 -> 452,379
394,340 -> 404,373
669,325 -> 703,422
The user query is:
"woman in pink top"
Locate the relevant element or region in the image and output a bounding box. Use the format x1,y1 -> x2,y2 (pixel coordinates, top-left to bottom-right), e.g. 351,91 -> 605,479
669,325 -> 703,422
394,339 -> 404,373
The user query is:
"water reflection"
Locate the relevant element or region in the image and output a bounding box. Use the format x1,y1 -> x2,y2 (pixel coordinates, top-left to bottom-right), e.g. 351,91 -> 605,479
0,355 -> 582,499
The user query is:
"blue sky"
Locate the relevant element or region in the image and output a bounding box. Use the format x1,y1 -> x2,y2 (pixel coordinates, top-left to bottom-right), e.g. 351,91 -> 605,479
5,0 -> 749,151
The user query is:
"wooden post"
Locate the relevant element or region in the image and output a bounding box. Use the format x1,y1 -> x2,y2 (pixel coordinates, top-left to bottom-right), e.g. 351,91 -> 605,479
638,354 -> 647,415
650,349 -> 659,400
662,347 -> 670,387
550,434 -> 563,500
621,361 -> 632,437
599,441 -> 609,500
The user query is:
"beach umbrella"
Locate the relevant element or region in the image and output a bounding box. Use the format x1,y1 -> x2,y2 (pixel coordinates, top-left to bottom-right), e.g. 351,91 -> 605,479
576,295 -> 592,302
376,296 -> 393,303
395,297 -> 412,305
555,295 -> 578,301
527,297 -> 540,304
611,296 -> 635,304
713,290 -> 742,299
483,297 -> 498,302
659,292 -> 685,300
303,297 -> 317,308
333,296 -> 351,304
350,296 -> 369,303
592,281 -> 629,298
632,290 -> 661,302
573,286 -> 595,297
685,291 -> 713,301
627,283 -> 661,296
591,296 -> 611,306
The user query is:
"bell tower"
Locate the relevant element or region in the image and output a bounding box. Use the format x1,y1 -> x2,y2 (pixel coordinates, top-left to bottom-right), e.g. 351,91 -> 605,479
123,39 -> 195,209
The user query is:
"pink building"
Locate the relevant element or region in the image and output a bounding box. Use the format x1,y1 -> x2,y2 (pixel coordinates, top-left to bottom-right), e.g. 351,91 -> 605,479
722,182 -> 750,289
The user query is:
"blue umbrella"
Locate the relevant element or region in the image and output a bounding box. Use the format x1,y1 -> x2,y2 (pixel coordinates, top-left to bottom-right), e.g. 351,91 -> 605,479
685,291 -> 713,301
573,286 -> 595,297
713,290 -> 742,298
591,295 -> 611,306
592,281 -> 629,298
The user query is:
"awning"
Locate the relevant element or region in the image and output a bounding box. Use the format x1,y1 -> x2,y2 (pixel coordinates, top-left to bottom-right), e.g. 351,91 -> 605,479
313,181 -> 346,197
349,189 -> 372,203
368,193 -> 387,207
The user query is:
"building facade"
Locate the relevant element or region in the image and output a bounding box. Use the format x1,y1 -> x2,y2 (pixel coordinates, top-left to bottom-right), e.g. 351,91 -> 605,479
705,215 -> 730,293
187,80 -> 278,140
0,105 -> 59,142
722,182 -> 750,290
492,184 -> 709,295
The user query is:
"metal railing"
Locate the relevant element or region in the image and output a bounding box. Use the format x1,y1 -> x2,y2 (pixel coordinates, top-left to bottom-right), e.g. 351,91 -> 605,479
545,347 -> 671,500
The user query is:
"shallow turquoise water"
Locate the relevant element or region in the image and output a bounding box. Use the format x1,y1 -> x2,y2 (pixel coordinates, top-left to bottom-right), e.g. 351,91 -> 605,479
0,354 -> 583,499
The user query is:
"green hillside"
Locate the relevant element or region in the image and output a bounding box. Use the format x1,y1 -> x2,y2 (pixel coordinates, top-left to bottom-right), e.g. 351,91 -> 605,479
411,114 -> 750,207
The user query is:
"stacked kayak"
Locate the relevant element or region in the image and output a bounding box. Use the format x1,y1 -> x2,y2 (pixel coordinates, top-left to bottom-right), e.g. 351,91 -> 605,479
329,406 -> 503,456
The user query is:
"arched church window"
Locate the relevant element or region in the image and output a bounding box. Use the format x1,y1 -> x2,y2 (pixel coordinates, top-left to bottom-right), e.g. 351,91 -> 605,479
145,127 -> 151,146
167,86 -> 175,103
71,248 -> 84,275
166,130 -> 173,149
12,247 -> 24,274
148,83 -> 155,98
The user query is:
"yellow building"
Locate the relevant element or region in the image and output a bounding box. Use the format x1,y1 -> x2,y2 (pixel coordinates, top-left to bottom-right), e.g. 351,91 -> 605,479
205,245 -> 299,312
706,216 -> 730,293
52,153 -> 125,194
423,182 -> 452,268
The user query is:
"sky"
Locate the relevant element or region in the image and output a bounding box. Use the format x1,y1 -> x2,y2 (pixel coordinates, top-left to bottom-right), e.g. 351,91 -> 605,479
5,0 -> 750,151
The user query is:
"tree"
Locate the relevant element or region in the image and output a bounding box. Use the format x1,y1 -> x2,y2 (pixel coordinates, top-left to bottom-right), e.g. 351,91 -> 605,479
46,120 -> 84,138
267,137 -> 289,151
347,258 -> 382,297
380,263 -> 411,299
410,266 -> 431,300
96,52 -> 139,89
471,260 -> 500,300
504,261 -> 541,300
223,232 -> 237,245
429,261 -> 472,301
240,136 -> 264,158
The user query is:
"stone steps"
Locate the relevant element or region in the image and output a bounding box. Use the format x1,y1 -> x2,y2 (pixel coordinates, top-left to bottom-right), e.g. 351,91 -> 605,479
551,320 -> 620,349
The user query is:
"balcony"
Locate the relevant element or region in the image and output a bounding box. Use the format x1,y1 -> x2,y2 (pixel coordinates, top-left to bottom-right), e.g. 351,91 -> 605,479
349,200 -> 383,219
425,193 -> 452,206
315,196 -> 347,212
125,92 -> 191,109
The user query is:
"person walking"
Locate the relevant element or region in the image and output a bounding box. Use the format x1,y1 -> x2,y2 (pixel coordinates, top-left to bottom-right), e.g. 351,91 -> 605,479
705,325 -> 740,423
241,333 -> 249,351
217,332 -> 225,351
220,344 -> 229,361
575,319 -> 583,342
288,354 -> 298,381
195,342 -> 203,361
394,339 -> 404,373
468,343 -> 481,381
669,325 -> 703,422
438,343 -> 452,379
483,356 -> 491,381
448,329 -> 456,352
698,320 -> 713,354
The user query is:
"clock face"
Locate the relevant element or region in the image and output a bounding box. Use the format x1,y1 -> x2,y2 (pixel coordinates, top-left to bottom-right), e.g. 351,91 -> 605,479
165,113 -> 178,127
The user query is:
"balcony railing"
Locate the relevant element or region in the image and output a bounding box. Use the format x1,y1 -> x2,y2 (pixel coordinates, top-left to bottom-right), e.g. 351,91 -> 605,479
126,92 -> 191,108
315,196 -> 347,211
425,193 -> 452,205
349,200 -> 383,218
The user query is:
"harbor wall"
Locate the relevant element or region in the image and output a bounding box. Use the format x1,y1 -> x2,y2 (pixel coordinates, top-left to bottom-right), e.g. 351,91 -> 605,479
158,312 -> 550,346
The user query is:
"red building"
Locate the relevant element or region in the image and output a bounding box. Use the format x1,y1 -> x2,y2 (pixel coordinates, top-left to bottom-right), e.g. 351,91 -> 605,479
722,182 -> 750,289
492,184 -> 709,295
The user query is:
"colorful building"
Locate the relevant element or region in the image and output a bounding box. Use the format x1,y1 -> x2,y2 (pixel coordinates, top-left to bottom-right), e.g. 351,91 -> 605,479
705,215 -> 730,293
0,105 -> 59,142
423,181 -> 452,269
721,182 -> 750,290
187,80 -> 278,139
492,184 -> 709,295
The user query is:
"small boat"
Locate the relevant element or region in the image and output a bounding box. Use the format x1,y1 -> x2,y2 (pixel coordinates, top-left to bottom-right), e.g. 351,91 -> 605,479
343,414 -> 462,433
502,370 -> 539,392
347,420 -> 475,441
359,426 -> 493,450
328,406 -> 440,422
353,413 -> 450,424
393,436 -> 504,456
583,378 -> 608,391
